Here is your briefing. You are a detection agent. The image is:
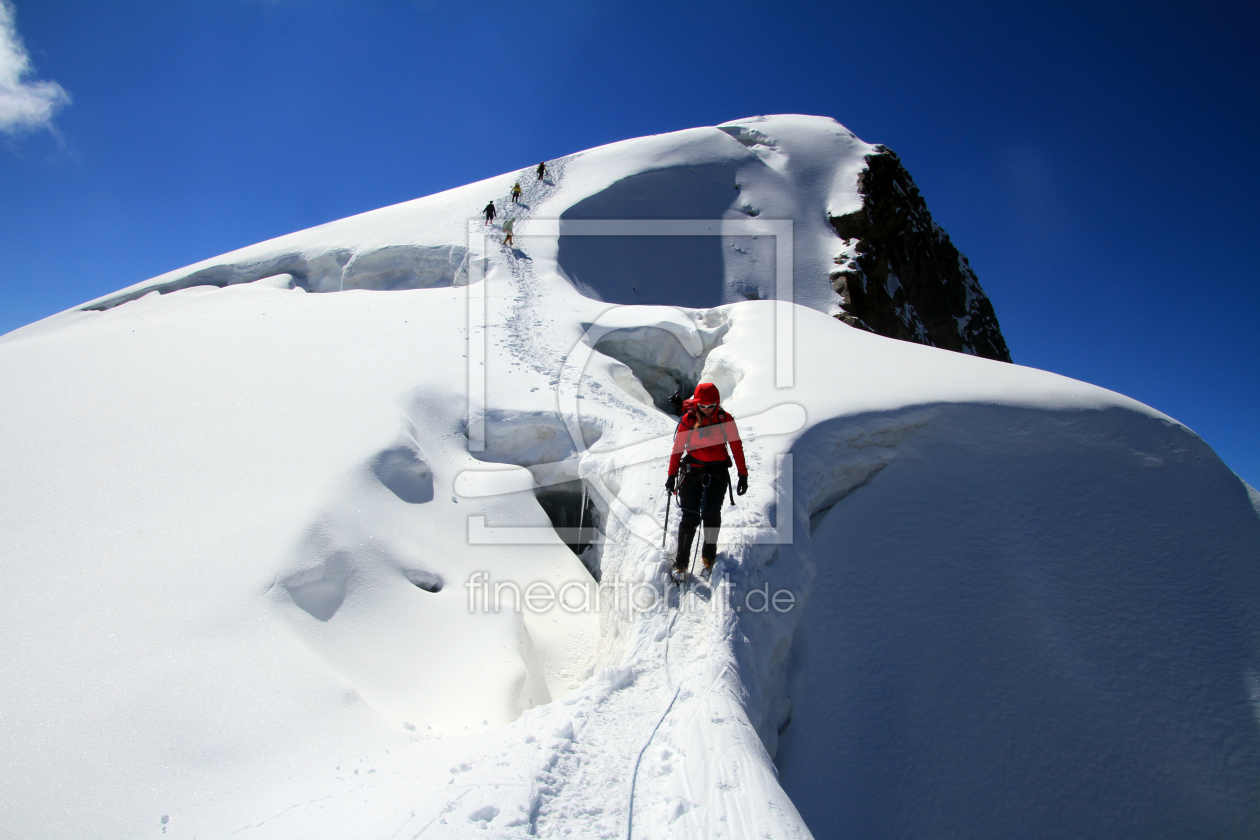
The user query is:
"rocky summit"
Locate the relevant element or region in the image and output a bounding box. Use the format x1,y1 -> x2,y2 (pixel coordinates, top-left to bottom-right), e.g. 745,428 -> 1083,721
830,145 -> 1011,362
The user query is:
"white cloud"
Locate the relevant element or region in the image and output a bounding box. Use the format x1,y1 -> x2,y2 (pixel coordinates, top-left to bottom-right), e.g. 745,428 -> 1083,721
0,0 -> 70,135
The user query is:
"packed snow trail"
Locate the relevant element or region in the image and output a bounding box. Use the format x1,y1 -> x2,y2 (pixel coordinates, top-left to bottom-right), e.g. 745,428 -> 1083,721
624,604 -> 683,840
481,155 -> 571,380
461,156 -> 808,838
446,163 -> 813,837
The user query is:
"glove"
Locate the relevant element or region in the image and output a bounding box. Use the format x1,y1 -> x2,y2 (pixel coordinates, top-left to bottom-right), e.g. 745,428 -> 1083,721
665,475 -> 677,494
737,474 -> 748,496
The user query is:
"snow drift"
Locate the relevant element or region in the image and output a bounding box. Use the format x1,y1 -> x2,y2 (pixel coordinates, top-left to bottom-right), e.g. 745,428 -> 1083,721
2,115 -> 1257,839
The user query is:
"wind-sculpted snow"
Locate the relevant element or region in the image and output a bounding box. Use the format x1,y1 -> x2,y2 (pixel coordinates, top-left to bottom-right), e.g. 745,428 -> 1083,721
79,243 -> 473,311
590,309 -> 732,413
283,549 -> 353,621
557,162 -> 746,307
777,403 -> 1260,838
2,115 -> 1258,839
27,115 -> 877,330
372,444 -> 435,504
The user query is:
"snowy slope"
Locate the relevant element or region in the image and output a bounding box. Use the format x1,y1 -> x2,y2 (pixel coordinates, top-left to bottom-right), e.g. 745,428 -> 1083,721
3,115 -> 1258,839
63,115 -> 874,317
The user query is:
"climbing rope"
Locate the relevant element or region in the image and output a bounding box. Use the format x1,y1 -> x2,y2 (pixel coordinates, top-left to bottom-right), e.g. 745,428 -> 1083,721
625,607 -> 681,840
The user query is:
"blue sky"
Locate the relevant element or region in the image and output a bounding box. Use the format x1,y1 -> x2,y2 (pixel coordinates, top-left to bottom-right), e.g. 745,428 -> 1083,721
2,0 -> 1256,487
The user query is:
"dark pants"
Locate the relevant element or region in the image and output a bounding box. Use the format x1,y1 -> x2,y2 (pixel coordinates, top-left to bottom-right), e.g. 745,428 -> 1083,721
675,461 -> 729,567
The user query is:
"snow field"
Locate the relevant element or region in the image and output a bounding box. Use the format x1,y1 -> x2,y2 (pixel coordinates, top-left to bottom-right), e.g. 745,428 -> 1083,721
3,114 -> 1258,839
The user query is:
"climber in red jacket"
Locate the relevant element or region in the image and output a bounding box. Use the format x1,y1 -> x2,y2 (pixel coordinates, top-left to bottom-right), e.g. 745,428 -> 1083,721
665,382 -> 749,580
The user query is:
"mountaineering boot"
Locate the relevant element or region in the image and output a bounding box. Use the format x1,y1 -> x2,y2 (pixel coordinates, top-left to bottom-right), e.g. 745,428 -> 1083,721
674,522 -> 697,582
701,525 -> 719,578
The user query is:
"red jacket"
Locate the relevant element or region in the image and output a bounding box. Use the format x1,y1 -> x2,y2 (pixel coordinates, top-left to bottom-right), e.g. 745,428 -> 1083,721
668,400 -> 748,476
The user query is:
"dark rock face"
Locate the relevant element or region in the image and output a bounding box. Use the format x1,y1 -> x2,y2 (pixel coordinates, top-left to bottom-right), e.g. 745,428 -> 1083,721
829,146 -> 1012,362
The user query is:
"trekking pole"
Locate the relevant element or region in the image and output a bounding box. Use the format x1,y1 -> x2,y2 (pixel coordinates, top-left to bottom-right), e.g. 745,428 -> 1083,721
661,490 -> 672,552
577,484 -> 587,553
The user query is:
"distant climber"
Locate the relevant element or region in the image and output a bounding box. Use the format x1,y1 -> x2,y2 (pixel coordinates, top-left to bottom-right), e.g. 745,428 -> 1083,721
536,161 -> 546,181
511,182 -> 522,202
665,382 -> 748,581
483,201 -> 496,224
667,386 -> 683,415
502,218 -> 515,247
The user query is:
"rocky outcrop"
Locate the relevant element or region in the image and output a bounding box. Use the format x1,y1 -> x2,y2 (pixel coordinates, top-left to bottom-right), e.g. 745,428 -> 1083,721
829,146 -> 1012,362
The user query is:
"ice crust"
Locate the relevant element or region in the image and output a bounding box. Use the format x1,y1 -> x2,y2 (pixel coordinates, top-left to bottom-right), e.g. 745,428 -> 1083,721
2,115 -> 1258,839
